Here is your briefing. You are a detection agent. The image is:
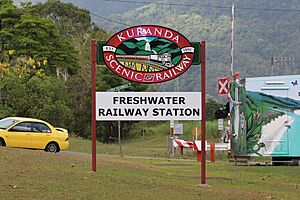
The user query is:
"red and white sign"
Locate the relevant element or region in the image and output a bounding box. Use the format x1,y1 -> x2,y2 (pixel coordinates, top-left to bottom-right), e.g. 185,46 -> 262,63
218,77 -> 229,95
103,25 -> 195,83
173,139 -> 194,148
193,140 -> 208,151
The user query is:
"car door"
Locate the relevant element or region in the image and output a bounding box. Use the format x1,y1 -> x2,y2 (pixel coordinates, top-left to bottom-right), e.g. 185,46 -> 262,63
31,122 -> 52,149
7,122 -> 32,148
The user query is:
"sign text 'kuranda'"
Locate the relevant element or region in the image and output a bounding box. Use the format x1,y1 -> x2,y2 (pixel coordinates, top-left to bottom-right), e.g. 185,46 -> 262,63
96,92 -> 201,121
103,25 -> 195,83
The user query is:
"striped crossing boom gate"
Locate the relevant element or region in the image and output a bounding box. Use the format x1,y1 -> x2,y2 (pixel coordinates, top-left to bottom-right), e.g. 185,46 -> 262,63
173,139 -> 230,162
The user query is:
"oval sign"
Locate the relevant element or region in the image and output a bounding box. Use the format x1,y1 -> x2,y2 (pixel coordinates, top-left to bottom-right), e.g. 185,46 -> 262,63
103,25 -> 195,83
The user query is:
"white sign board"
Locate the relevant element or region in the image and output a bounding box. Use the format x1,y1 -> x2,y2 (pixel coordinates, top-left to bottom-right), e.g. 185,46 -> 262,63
174,124 -> 183,135
218,118 -> 224,131
96,92 -> 201,121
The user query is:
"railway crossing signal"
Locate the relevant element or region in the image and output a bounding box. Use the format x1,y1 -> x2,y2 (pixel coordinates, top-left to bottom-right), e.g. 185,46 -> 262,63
218,77 -> 229,95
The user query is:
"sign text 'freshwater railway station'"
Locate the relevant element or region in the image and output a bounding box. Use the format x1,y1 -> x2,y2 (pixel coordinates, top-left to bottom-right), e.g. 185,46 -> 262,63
96,92 -> 201,121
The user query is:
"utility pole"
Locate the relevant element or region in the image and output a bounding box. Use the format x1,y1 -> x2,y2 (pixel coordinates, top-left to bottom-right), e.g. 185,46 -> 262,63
230,0 -> 235,76
170,77 -> 179,156
118,89 -> 123,157
270,56 -> 295,76
226,0 -> 235,144
118,120 -> 123,157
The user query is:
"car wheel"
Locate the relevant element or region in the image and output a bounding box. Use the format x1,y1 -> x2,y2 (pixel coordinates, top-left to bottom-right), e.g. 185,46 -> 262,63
0,138 -> 6,147
46,143 -> 59,153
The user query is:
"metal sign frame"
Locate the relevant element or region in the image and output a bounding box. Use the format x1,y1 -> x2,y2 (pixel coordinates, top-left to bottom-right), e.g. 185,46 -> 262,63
91,37 -> 207,184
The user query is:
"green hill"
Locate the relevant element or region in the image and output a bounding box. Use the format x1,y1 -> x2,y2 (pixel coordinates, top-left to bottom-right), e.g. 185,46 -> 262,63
102,0 -> 300,97
15,0 -> 300,97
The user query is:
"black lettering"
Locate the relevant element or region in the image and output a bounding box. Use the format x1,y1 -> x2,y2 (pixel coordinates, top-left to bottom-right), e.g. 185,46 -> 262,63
127,97 -> 132,104
133,97 -> 139,104
124,108 -> 135,116
99,108 -> 106,116
153,108 -> 159,116
119,97 -> 126,104
165,97 -> 171,104
166,108 -> 173,116
142,108 -> 149,116
113,108 -> 118,116
172,97 -> 178,104
158,97 -> 165,104
193,108 -> 200,116
185,108 -> 192,116
173,108 -> 179,115
106,109 -> 112,116
179,97 -> 185,104
135,109 -> 142,116
140,97 -> 147,104
148,97 -> 158,104
179,108 -> 184,116
113,97 -> 119,104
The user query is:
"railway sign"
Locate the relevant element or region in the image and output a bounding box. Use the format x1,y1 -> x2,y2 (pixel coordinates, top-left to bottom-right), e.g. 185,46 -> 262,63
91,34 -> 207,185
98,25 -> 196,83
96,92 -> 201,121
218,119 -> 224,130
218,77 -> 229,95
174,123 -> 183,135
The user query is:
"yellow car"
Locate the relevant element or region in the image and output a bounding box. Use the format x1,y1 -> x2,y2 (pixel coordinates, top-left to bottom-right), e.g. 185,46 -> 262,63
0,117 -> 69,152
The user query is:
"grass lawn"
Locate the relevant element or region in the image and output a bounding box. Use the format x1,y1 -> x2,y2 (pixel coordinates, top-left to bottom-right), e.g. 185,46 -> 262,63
68,135 -> 205,160
0,147 -> 300,200
67,120 -> 222,159
68,135 -> 169,157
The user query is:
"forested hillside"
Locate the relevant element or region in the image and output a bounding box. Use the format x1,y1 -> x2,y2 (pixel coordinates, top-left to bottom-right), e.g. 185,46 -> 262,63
15,0 -> 300,96
103,0 -> 300,96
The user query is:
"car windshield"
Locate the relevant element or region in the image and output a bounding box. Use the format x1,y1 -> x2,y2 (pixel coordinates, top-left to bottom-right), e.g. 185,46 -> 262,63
0,118 -> 19,129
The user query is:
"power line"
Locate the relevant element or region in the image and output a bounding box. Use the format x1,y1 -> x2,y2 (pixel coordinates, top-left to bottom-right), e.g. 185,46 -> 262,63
89,12 -> 130,26
82,1 -> 300,27
104,0 -> 300,13
104,0 -> 231,9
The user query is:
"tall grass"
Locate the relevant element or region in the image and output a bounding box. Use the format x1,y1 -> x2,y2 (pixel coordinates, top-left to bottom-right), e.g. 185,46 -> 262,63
127,120 -> 222,142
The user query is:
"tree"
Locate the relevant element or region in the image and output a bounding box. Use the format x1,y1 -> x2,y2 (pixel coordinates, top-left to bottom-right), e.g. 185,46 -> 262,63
0,75 -> 74,128
0,1 -> 79,76
0,0 -> 21,54
206,98 -> 223,120
32,0 -> 91,36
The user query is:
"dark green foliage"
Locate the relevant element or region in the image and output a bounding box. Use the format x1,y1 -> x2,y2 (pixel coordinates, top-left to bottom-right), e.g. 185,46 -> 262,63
32,0 -> 91,36
0,0 -> 79,75
206,98 -> 223,120
0,0 -> 21,54
0,0 -> 101,138
0,75 -> 73,128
